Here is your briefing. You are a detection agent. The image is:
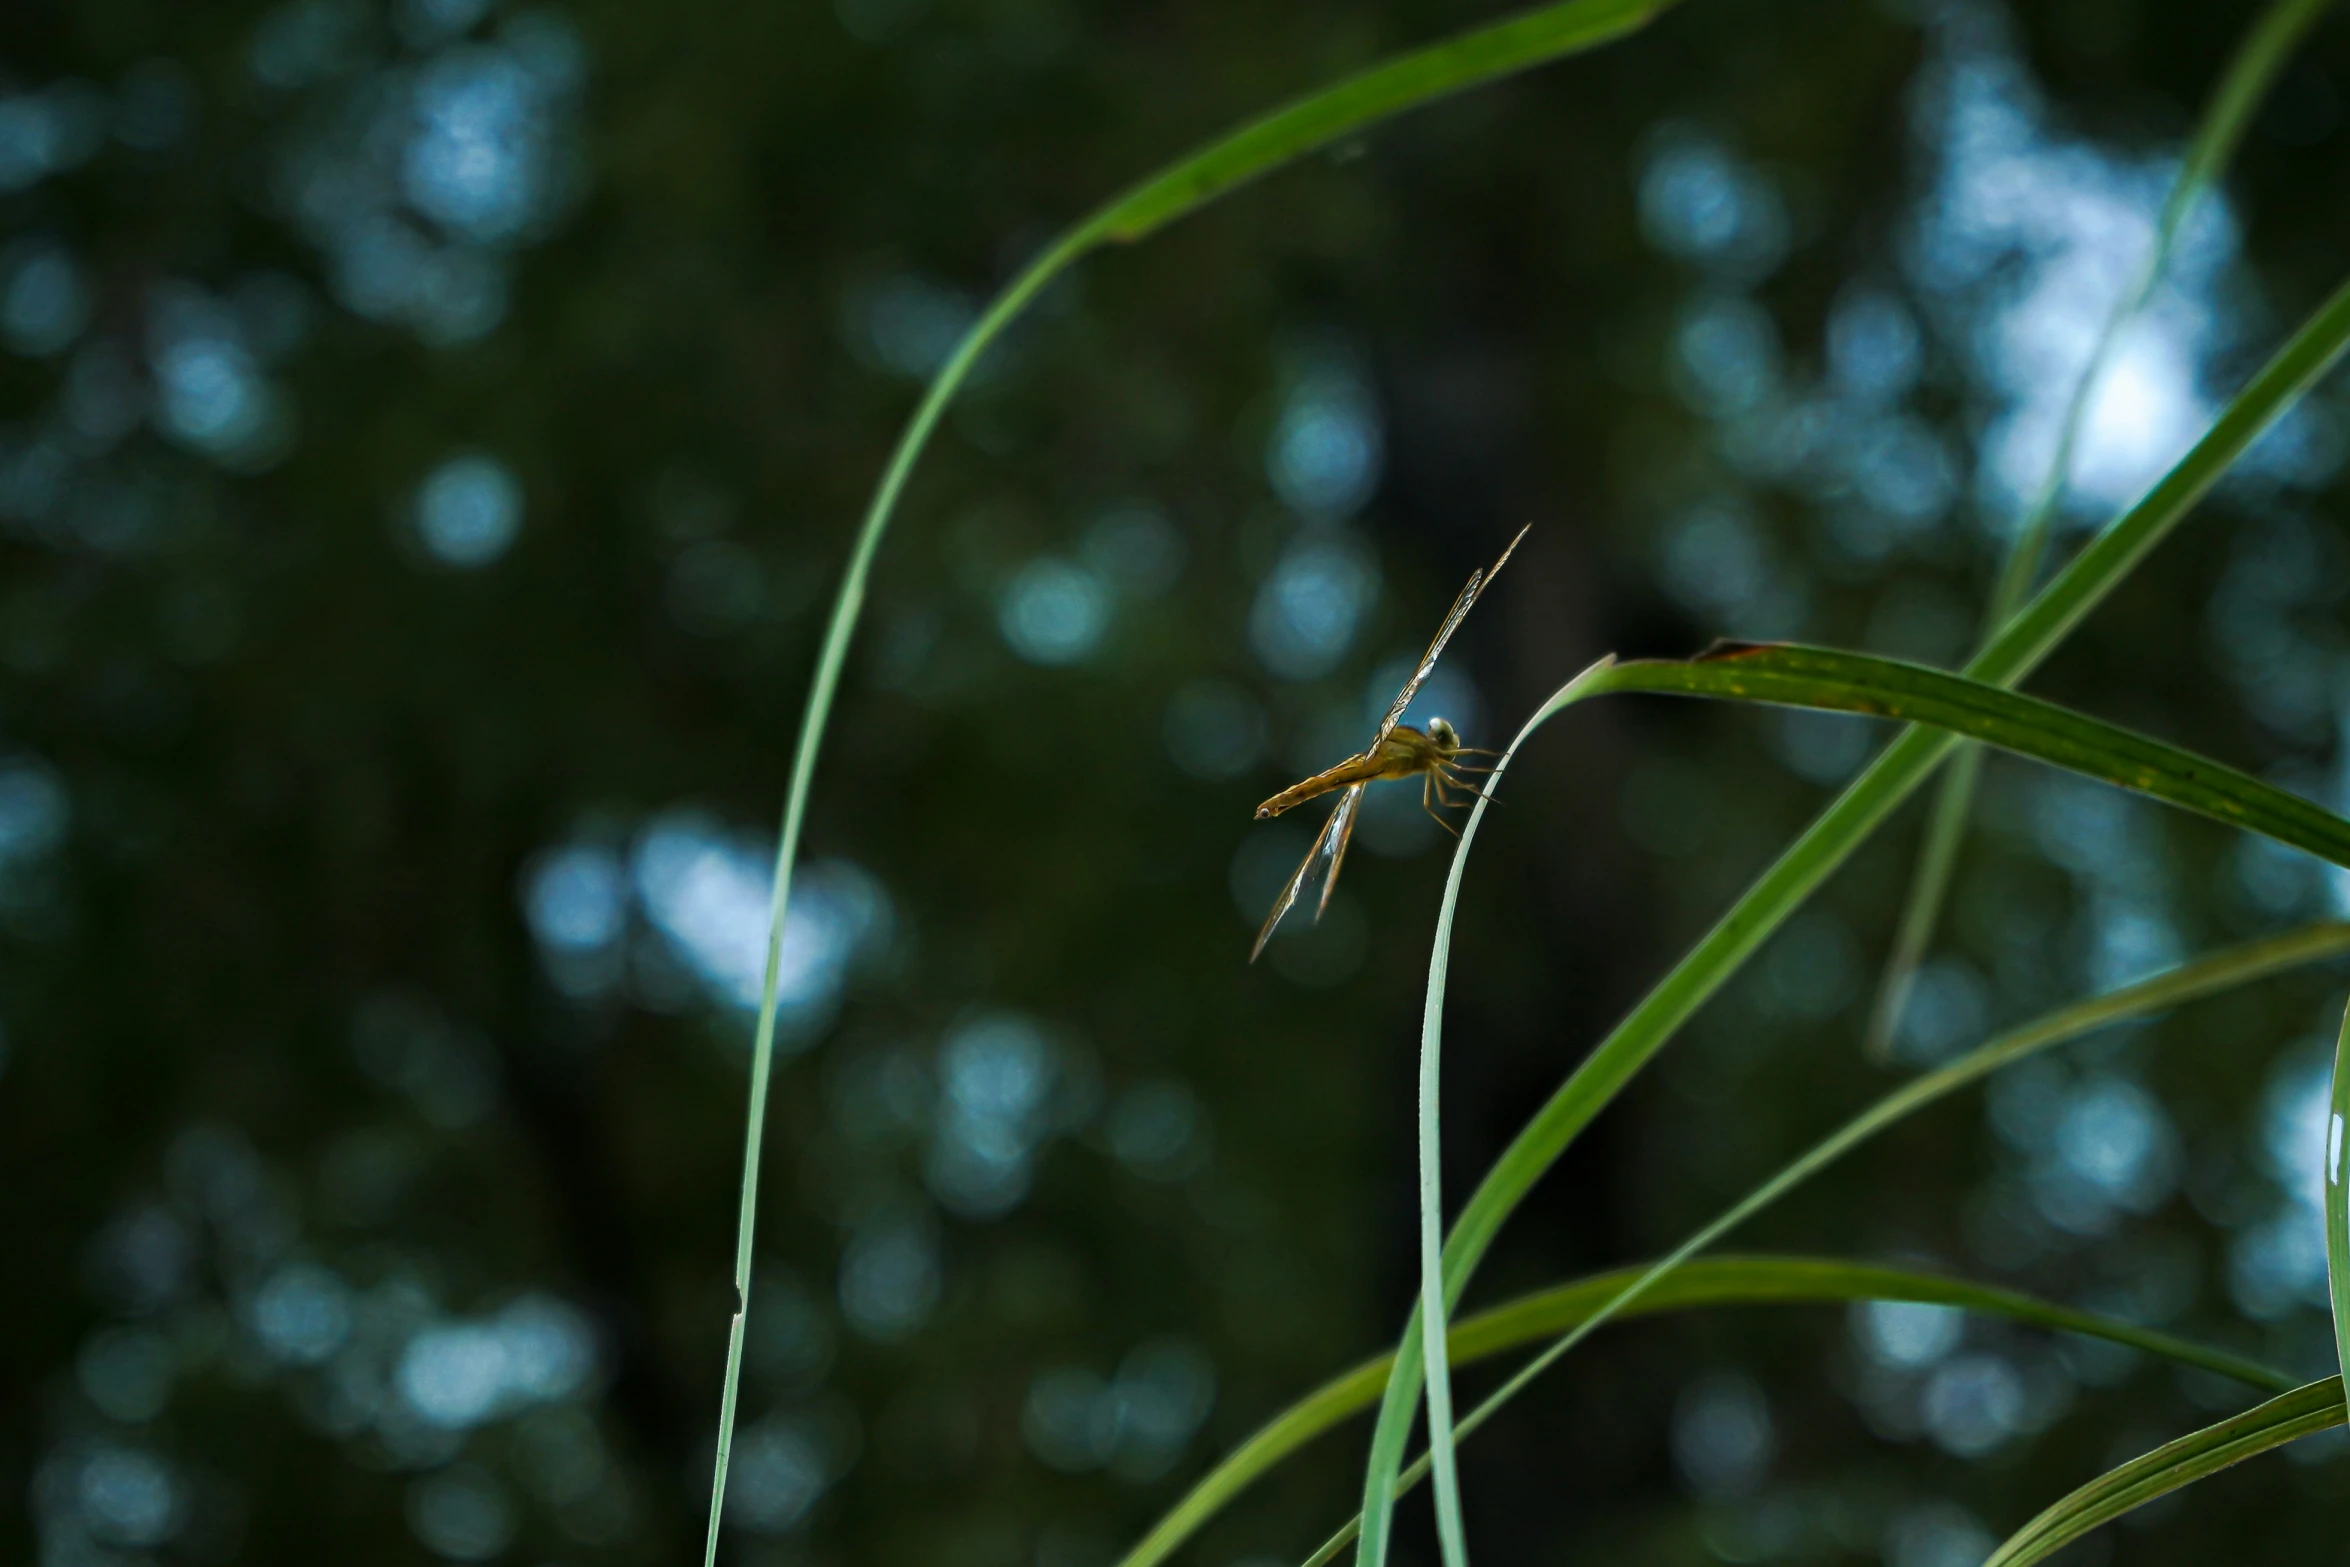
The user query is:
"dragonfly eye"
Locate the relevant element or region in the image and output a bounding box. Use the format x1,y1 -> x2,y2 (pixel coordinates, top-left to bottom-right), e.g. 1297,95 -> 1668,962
1428,718 -> 1460,750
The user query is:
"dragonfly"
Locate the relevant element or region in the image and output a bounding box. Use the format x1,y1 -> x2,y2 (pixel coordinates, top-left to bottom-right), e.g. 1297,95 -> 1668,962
1249,525 -> 1529,962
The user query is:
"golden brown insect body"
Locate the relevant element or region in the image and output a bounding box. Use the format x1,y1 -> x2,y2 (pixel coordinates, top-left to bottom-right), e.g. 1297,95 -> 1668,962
1255,720 -> 1471,820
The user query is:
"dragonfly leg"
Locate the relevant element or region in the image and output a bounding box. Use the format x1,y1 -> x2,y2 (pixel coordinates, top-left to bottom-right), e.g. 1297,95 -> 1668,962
1421,773 -> 1462,837
1440,765 -> 1499,805
1431,773 -> 1487,817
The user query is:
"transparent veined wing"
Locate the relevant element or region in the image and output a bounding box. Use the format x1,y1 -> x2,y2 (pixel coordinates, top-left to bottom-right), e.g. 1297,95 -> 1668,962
1367,524 -> 1530,750
1313,784 -> 1362,921
1250,783 -> 1365,962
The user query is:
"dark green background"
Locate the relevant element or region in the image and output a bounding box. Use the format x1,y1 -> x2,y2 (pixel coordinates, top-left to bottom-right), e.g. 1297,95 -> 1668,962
7,0 -> 2350,1562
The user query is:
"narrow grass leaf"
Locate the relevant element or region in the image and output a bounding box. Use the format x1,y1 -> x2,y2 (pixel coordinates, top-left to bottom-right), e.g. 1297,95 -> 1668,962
1869,0 -> 2339,1060
1982,1378 -> 2346,1567
1416,871 -> 1466,1567
2328,997 -> 2350,1388
1091,0 -> 1676,244
1868,743 -> 1979,1060
1309,925 -> 2350,1564
701,3 -> 1683,1553
1601,643 -> 2350,869
1356,271 -> 2350,1567
1377,654 -> 1617,1567
1107,1254 -> 2292,1567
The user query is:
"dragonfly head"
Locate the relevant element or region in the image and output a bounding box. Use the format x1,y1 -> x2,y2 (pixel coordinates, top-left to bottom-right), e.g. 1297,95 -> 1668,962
1426,717 -> 1461,755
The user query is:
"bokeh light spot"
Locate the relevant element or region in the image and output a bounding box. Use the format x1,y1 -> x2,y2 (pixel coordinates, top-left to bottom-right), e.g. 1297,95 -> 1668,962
839,1214 -> 940,1341
249,1261 -> 355,1366
413,453 -> 522,568
1,238 -> 91,356
999,558 -> 1110,665
726,1415 -> 828,1533
1249,534 -> 1379,681
522,843 -> 627,953
1161,682 -> 1265,782
407,1465 -> 516,1561
79,1445 -> 179,1548
1671,1374 -> 1773,1497
1853,1300 -> 1962,1370
1267,359 -> 1383,519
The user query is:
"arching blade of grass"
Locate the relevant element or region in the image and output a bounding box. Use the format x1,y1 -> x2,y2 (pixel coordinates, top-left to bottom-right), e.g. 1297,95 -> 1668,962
1407,653 -> 1617,1567
1107,1255 -> 2293,1567
1599,643 -> 2350,868
1353,272 -> 2350,1567
1867,0 -> 2338,1062
1090,0 -> 1678,243
1980,1378 -> 2346,1567
1868,746 -> 1982,1061
1268,924 -> 2350,1566
2327,999 -> 2350,1389
699,1 -> 1684,1553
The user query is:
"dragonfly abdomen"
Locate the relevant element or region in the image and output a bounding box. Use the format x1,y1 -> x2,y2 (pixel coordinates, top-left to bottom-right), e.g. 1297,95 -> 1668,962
1255,754 -> 1384,818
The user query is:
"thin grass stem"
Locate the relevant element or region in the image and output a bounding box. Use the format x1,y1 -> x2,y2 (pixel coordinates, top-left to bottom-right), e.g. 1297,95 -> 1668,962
2325,997 -> 2350,1390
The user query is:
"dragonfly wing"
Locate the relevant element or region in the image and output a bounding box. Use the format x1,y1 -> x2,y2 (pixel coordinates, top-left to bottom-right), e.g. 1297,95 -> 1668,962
1369,524 -> 1530,749
1250,784 -> 1363,963
1314,785 -> 1363,921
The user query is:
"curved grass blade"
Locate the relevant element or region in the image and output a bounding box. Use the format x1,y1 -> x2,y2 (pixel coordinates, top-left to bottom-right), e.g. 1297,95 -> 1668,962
1416,913 -> 1467,1567
1868,0 -> 2339,1061
1093,0 -> 1676,244
699,2 -> 1683,1553
1982,1378 -> 2346,1567
1278,926 -> 2350,1565
1358,655 -> 1614,1567
2328,999 -> 2350,1388
1600,643 -> 2350,870
1868,742 -> 1980,1060
1355,273 -> 2350,1567
1407,653 -> 1618,1567
1108,1255 -> 2291,1567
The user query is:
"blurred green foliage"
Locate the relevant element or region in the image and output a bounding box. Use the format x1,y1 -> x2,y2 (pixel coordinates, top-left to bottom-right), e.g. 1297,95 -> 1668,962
9,0 -> 2350,1563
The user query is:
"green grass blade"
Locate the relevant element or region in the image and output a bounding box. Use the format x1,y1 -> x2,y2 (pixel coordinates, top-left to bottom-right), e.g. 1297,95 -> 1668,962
700,3 -> 1682,1553
1601,643 -> 2350,869
1106,1255 -> 2294,1567
1982,1378 -> 2347,1567
1413,919 -> 1465,1567
698,246 -> 1080,1566
1354,272 -> 2350,1567
1350,1383 -> 2347,1567
1362,656 -> 1617,1567
1403,655 -> 1621,1567
1866,0 -> 2335,1062
1092,0 -> 1675,244
2328,998 -> 2350,1389
1430,924 -> 2350,1454
1866,743 -> 1981,1062
1414,815 -> 1472,1567
1306,926 -> 2350,1563
1456,1257 -> 2298,1392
